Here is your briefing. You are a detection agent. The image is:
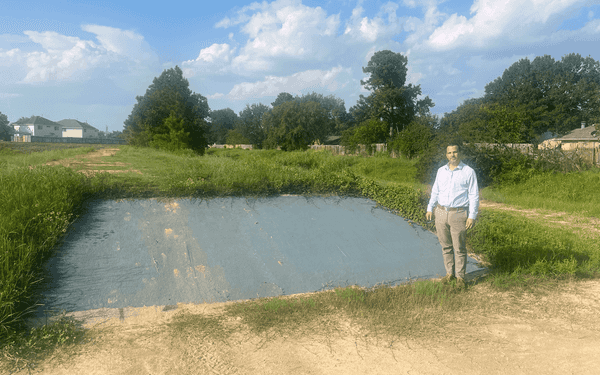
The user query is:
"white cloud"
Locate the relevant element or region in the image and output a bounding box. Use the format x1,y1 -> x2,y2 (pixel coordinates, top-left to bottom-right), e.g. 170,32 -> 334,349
82,24 -> 155,63
21,31 -> 108,82
207,93 -> 225,99
8,26 -> 158,84
228,0 -> 341,73
342,3 -> 403,42
226,66 -> 352,100
195,43 -> 234,63
182,43 -> 236,77
426,0 -> 589,51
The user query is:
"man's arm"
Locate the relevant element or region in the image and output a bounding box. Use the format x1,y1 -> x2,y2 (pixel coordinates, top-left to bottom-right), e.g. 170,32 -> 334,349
426,170 -> 441,221
466,169 -> 479,229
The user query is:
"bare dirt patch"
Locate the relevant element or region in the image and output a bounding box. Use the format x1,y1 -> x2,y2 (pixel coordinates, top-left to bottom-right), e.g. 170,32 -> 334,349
14,279 -> 600,375
41,148 -> 144,178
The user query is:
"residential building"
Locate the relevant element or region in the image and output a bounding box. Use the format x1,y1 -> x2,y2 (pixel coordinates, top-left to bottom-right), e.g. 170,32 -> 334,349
540,123 -> 599,150
57,119 -> 100,138
11,116 -> 62,137
10,116 -> 100,139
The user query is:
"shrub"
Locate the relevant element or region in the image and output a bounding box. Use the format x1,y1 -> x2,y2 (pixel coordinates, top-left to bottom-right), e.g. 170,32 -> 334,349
341,118 -> 388,155
225,129 -> 250,145
388,118 -> 434,159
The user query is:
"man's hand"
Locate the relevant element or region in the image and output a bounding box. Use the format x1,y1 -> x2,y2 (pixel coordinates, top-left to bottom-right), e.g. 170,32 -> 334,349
426,211 -> 432,221
466,218 -> 475,230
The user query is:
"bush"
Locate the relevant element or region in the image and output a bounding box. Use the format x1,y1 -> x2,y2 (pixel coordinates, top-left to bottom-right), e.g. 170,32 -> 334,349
148,112 -> 193,153
388,118 -> 434,159
225,129 -> 250,145
415,140 -> 593,189
341,118 -> 388,155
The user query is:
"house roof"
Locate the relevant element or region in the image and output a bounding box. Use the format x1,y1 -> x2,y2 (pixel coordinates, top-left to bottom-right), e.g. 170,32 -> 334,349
13,116 -> 60,126
558,125 -> 599,141
57,119 -> 99,131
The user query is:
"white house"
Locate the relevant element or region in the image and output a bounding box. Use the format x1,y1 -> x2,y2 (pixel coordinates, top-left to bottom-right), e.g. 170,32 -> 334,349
57,119 -> 100,138
10,116 -> 101,139
11,116 -> 62,137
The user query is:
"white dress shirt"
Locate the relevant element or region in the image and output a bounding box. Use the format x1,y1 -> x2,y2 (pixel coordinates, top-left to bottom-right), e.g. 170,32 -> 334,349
427,162 -> 479,220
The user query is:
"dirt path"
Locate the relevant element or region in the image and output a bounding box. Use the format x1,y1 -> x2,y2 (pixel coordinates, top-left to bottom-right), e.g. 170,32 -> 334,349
41,147 -> 144,178
16,279 -> 600,375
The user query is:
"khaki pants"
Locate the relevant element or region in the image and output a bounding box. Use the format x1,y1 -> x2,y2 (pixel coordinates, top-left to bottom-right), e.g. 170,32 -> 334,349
434,206 -> 468,279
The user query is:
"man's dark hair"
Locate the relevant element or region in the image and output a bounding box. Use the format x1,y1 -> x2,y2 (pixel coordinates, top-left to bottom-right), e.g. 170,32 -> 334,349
446,143 -> 462,153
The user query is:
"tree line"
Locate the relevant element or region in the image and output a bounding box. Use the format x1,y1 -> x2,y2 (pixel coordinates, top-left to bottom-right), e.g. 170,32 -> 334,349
2,51 -> 598,159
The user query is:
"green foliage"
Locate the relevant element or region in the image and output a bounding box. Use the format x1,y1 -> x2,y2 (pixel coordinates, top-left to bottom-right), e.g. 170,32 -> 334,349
388,116 -> 435,159
483,168 -> 600,217
148,112 -> 195,154
335,287 -> 365,303
271,92 -> 295,108
236,103 -> 270,148
350,50 -> 434,135
208,108 -> 238,144
470,211 -> 599,276
0,112 -> 12,141
263,101 -> 333,151
225,129 -> 250,145
360,50 -> 408,91
356,177 -> 429,227
295,92 -> 349,135
415,138 -> 594,189
341,118 -> 388,154
484,53 -> 600,137
122,66 -> 208,155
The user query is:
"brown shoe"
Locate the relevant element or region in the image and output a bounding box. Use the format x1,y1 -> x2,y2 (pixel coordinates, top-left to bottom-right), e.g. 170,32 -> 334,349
456,277 -> 466,289
440,274 -> 455,284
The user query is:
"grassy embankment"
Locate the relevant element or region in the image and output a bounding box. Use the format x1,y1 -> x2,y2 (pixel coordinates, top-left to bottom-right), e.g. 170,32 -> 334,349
1,143 -> 599,372
482,169 -> 600,218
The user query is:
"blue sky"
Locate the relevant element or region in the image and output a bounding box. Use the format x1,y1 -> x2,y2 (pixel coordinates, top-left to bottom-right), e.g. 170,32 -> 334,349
1,0 -> 599,133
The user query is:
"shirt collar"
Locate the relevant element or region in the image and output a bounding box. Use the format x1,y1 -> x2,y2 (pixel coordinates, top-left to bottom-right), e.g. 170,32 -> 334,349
445,161 -> 465,171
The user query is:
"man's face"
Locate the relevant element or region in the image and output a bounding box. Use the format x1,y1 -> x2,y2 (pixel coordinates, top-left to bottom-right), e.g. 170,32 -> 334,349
446,146 -> 460,164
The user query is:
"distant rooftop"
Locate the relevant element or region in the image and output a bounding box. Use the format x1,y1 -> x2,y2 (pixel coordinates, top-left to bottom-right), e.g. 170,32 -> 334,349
559,124 -> 599,141
57,119 -> 98,131
13,116 -> 60,126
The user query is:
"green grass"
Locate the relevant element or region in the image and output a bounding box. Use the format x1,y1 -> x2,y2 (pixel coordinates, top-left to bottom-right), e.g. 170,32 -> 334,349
1,143 -> 599,372
470,209 -> 600,280
481,168 -> 600,217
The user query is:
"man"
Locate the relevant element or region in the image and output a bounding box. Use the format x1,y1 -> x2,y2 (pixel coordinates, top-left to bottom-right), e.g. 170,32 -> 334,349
426,144 -> 479,289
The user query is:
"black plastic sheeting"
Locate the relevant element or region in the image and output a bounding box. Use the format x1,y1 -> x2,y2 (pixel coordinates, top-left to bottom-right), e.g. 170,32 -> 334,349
34,196 -> 485,317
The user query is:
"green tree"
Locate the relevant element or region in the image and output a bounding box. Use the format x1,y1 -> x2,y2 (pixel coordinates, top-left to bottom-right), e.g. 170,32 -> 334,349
236,103 -> 270,148
341,118 -> 389,154
122,66 -> 209,155
389,115 -> 436,159
0,111 -> 12,141
271,92 -> 295,108
208,108 -> 238,144
295,92 -> 348,134
225,129 -> 250,145
149,111 -> 191,152
263,101 -> 332,151
350,50 -> 434,136
483,53 -> 600,137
